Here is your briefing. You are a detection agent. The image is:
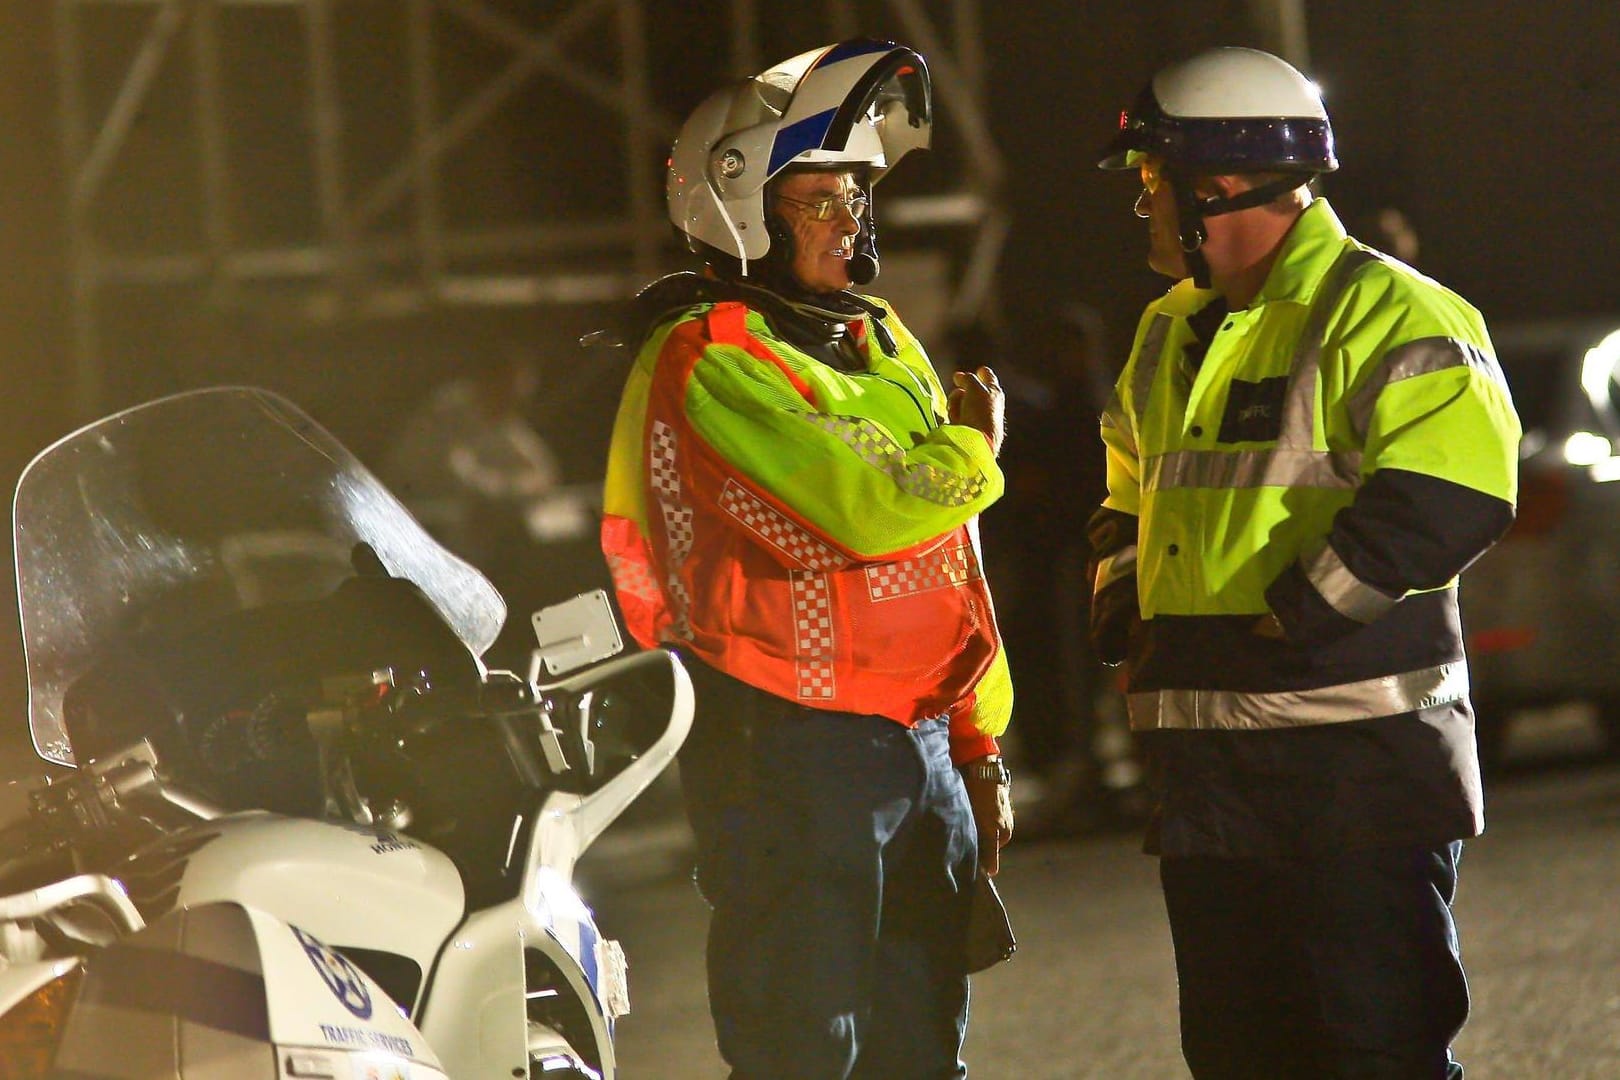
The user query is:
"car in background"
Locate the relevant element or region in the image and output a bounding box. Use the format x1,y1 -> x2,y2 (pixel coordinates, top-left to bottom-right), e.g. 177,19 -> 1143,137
1461,317 -> 1620,768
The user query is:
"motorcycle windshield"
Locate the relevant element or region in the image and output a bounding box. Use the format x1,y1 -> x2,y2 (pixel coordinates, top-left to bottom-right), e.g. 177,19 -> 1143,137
12,386 -> 506,767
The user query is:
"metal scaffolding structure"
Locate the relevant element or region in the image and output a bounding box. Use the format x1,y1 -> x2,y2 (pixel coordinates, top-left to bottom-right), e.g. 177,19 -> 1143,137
52,0 -> 1006,419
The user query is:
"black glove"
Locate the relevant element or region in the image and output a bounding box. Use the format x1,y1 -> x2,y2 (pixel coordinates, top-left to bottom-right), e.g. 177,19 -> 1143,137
1085,506 -> 1140,666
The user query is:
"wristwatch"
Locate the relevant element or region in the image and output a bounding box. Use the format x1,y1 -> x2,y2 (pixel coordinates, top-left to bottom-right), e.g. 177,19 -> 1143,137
961,756 -> 1012,787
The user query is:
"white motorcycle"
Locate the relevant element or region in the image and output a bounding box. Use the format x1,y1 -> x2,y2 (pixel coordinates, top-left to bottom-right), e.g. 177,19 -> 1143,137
0,386 -> 692,1078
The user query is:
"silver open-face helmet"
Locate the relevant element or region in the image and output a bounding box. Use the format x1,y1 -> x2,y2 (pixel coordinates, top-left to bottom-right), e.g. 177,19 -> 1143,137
667,39 -> 932,274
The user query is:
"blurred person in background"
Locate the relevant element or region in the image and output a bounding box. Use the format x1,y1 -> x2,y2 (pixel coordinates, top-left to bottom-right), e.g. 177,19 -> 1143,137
381,341 -> 562,663
599,39 -> 1014,1079
1353,204 -> 1422,269
1089,47 -> 1520,1078
971,306 -> 1145,835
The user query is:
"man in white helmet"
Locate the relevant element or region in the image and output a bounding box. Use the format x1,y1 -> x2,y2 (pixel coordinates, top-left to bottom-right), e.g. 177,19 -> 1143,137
1089,46 -> 1521,1078
601,39 -> 1014,1077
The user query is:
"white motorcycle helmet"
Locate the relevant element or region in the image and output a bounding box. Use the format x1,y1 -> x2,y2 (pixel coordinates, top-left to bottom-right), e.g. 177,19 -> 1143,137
1099,46 -> 1337,174
1099,47 -> 1336,277
667,38 -> 931,279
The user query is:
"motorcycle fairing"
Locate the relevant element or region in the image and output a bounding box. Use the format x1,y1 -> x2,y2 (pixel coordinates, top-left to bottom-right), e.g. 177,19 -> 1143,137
129,813 -> 465,1016
49,900 -> 449,1079
12,386 -> 506,768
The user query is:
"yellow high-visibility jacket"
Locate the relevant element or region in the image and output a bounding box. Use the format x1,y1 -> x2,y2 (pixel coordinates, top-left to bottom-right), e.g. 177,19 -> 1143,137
1090,199 -> 1521,855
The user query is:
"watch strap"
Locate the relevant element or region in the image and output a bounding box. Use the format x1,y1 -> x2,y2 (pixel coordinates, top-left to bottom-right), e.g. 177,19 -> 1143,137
961,757 -> 1011,786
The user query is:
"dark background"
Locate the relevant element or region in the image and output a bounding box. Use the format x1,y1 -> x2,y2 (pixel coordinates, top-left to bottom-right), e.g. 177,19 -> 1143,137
1,2 -> 1615,766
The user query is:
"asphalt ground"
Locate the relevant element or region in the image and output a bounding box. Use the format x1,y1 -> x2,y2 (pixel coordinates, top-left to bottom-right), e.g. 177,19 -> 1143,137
584,720 -> 1620,1079
1,705 -> 1611,1077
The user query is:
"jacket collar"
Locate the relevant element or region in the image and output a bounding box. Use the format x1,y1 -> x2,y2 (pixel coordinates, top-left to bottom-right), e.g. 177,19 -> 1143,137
1249,197 -> 1350,309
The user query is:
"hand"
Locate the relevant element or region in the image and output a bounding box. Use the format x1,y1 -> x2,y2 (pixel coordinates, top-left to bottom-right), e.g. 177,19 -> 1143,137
962,760 -> 1015,876
947,366 -> 1005,456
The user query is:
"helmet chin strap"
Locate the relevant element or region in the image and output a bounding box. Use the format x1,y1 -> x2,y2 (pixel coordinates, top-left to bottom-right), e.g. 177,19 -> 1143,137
1171,175 -> 1213,288
1170,167 -> 1310,289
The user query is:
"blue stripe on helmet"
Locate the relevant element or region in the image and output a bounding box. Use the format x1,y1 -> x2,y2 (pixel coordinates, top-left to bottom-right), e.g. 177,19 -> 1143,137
768,107 -> 838,175
815,39 -> 894,68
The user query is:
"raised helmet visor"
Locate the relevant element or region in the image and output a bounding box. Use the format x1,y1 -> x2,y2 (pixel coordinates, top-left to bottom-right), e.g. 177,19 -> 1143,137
667,38 -> 932,264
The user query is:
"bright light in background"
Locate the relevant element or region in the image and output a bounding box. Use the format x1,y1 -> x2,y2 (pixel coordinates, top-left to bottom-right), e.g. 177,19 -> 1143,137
1562,430 -> 1612,467
1590,456 -> 1620,484
1571,328 -> 1620,480
1579,328 -> 1620,406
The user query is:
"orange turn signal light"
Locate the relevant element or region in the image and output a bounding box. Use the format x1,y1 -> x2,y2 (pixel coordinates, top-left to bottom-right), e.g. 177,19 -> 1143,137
0,964 -> 85,1079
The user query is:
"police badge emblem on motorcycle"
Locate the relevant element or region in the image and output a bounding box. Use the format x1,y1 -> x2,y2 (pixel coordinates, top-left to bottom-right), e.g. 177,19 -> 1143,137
293,924 -> 374,1019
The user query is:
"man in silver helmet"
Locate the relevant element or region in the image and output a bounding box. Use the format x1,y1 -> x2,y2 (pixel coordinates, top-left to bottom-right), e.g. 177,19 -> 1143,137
601,39 -> 1014,1078
1089,46 -> 1520,1078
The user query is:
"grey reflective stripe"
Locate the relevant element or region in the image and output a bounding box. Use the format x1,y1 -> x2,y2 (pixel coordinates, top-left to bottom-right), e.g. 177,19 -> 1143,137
1128,660 -> 1468,731
1301,536 -> 1399,623
1277,248 -> 1379,450
1131,314 -> 1172,426
1148,447 -> 1361,491
1094,545 -> 1138,592
1132,248 -> 1377,495
1101,389 -> 1136,456
801,413 -> 989,506
1347,337 -> 1511,444
1100,389 -> 1124,429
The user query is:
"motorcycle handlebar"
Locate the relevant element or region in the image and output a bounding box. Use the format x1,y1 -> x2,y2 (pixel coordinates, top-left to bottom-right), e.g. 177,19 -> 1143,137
0,872 -> 145,934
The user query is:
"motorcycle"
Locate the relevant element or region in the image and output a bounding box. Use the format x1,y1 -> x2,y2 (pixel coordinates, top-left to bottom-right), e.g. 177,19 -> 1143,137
0,386 -> 693,1078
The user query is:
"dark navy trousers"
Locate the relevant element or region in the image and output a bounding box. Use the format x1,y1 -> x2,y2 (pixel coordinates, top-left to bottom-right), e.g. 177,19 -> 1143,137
677,662 -> 979,1080
1160,843 -> 1470,1079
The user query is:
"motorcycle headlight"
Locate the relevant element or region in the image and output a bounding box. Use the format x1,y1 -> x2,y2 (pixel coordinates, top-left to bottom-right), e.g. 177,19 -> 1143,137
0,964 -> 85,1078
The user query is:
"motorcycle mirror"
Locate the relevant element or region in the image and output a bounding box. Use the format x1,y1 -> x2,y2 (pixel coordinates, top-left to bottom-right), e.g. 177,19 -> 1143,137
528,590 -> 624,679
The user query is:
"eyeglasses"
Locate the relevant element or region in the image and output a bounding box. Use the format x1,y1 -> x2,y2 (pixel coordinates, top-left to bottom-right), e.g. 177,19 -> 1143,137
777,191 -> 869,221
1139,157 -> 1165,195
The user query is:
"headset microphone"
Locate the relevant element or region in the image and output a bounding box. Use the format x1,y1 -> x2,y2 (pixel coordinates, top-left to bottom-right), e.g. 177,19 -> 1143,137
848,250 -> 878,286
848,219 -> 880,286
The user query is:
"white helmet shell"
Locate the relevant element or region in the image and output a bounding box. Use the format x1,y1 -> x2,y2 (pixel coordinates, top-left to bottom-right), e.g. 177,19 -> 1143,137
1099,46 -> 1336,174
667,39 -> 932,263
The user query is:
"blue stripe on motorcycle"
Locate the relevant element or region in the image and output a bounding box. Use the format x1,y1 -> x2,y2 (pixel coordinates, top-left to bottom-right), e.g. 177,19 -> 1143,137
579,916 -> 600,993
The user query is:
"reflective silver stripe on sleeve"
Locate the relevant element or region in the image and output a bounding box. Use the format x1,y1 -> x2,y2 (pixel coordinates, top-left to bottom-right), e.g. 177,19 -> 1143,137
1128,660 -> 1468,730
1347,337 -> 1512,444
1093,545 -> 1138,593
1100,388 -> 1137,456
1146,447 -> 1361,492
1300,536 -> 1401,623
800,413 -> 989,506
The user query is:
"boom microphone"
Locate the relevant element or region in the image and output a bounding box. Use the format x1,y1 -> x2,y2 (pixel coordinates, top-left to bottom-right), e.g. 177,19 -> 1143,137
848,215 -> 880,286
848,249 -> 879,286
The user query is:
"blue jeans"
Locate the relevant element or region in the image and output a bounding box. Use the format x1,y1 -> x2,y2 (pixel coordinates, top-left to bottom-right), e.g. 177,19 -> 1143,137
678,663 -> 979,1080
1160,843 -> 1470,1079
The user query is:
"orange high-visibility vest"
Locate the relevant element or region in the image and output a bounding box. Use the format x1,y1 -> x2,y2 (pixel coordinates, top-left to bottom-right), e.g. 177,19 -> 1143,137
601,297 -> 1011,761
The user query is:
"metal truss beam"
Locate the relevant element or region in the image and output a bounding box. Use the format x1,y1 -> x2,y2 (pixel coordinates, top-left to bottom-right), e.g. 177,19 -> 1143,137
54,0 -> 1004,418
